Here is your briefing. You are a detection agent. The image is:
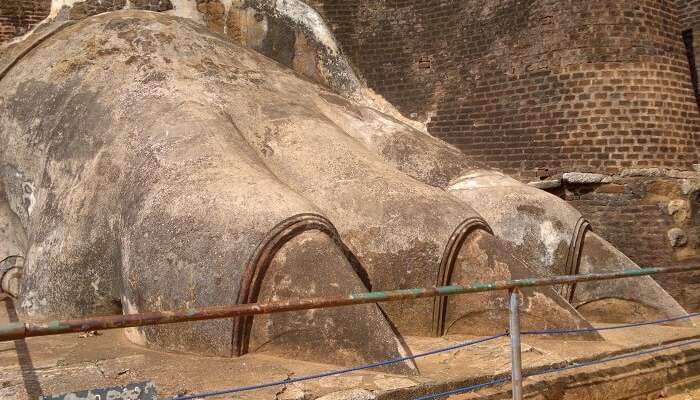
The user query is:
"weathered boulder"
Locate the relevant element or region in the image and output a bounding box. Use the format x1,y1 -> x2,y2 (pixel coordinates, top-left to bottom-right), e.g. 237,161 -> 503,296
0,7 -> 690,370
0,11 -> 596,367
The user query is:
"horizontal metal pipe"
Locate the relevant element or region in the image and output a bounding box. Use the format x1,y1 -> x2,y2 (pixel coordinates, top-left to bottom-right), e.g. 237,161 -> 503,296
1,264 -> 698,342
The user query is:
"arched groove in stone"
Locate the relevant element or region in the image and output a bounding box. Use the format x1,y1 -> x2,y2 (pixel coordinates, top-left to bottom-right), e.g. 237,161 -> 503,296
432,216 -> 492,337
233,212 -> 368,356
561,218 -> 591,302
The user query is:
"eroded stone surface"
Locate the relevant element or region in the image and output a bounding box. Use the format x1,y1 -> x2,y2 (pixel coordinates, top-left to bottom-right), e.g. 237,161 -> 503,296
528,179 -> 562,190
562,172 -> 613,184
669,228 -> 689,248
0,7 -> 692,369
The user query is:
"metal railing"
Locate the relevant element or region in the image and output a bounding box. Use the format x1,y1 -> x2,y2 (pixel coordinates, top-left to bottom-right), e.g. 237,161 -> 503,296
509,290 -> 523,400
1,264 -> 699,400
1,264 -> 697,341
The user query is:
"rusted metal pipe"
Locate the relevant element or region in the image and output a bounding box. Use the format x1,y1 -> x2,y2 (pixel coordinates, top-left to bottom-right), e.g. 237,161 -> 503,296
0,264 -> 698,342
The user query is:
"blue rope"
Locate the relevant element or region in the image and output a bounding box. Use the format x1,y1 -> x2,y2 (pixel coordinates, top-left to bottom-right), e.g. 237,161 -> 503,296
522,311 -> 700,336
527,337 -> 700,378
165,333 -> 508,400
166,312 -> 700,400
414,377 -> 511,400
416,337 -> 700,399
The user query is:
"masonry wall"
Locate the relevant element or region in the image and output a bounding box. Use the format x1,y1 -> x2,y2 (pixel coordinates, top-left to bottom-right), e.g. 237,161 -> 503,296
67,0 -> 172,19
683,0 -> 700,29
553,169 -> 700,310
0,0 -> 50,42
309,0 -> 700,181
0,0 -> 176,42
682,0 -> 700,107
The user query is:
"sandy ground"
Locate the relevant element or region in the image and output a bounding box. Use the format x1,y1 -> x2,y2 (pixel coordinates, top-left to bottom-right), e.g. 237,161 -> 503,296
667,389 -> 700,399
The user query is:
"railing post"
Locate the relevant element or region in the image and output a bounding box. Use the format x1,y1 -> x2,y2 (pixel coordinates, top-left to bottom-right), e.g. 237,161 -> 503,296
509,289 -> 523,400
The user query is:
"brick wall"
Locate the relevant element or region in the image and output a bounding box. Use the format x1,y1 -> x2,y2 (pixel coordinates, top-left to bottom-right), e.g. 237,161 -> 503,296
682,0 -> 700,28
553,169 -> 700,310
683,29 -> 700,110
0,0 -> 50,42
68,0 -> 172,19
309,0 -> 700,180
681,0 -> 700,109
0,0 -> 173,43
66,0 -> 127,19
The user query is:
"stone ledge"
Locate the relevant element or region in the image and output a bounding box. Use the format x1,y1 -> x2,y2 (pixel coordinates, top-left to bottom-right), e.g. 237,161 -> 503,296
562,172 -> 613,184
527,179 -> 562,189
620,168 -> 700,180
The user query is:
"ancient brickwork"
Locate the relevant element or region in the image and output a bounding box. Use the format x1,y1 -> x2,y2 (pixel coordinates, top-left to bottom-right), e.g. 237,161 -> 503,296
553,168 -> 700,310
131,0 -> 173,12
0,0 -> 50,42
685,30 -> 700,109
0,0 -> 173,42
67,0 -> 127,19
68,0 -> 172,19
682,0 -> 700,28
309,0 -> 700,180
681,0 -> 700,108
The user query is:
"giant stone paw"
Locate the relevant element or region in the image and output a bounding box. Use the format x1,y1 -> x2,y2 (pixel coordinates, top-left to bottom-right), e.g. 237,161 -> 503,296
0,10 -> 689,371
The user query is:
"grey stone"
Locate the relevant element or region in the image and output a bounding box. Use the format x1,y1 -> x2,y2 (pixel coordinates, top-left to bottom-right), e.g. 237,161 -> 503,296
668,228 -> 688,247
562,172 -> 613,184
527,179 -> 562,189
666,170 -> 700,179
620,168 -> 666,178
667,200 -> 689,222
681,179 -> 700,195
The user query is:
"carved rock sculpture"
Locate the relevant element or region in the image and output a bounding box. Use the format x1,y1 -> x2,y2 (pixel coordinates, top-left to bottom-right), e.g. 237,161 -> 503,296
0,5 -> 690,372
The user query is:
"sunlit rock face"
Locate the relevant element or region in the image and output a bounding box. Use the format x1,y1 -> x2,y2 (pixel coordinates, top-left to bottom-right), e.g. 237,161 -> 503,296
0,4 -> 690,370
